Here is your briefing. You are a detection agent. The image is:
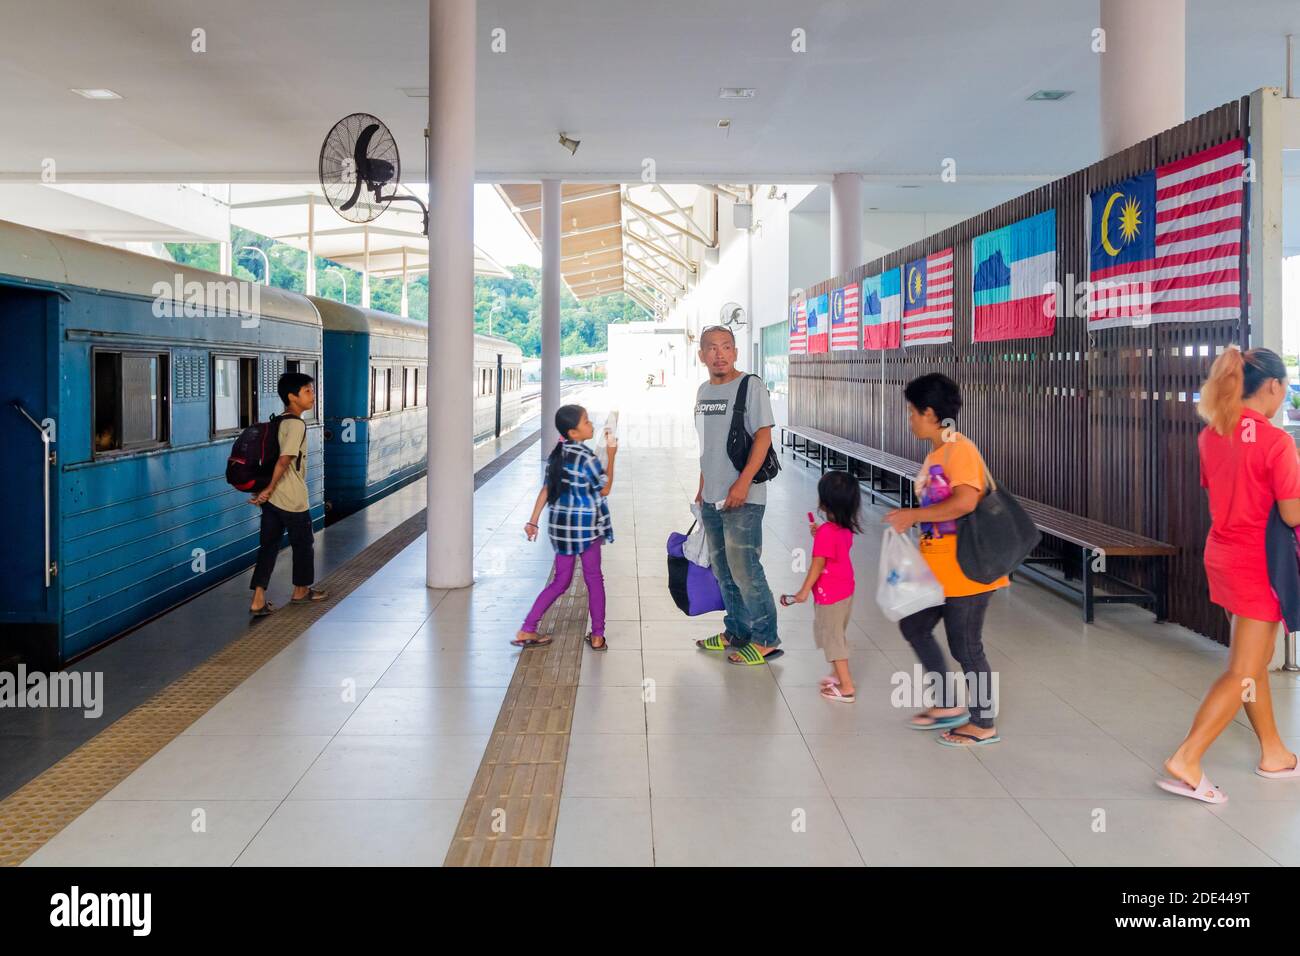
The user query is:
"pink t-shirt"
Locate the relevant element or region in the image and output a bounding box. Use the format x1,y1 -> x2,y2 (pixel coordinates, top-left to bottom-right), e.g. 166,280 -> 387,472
812,522 -> 855,605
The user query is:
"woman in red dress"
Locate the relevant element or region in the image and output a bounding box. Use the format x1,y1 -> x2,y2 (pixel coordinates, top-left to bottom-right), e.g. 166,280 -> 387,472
1160,346 -> 1300,804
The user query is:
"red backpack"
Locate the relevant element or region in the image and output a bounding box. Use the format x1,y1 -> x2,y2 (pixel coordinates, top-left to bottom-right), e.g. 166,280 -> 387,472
225,414 -> 296,492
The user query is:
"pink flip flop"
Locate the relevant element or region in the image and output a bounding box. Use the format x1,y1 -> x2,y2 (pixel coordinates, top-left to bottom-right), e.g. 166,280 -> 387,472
819,684 -> 855,703
819,676 -> 840,687
1256,755 -> 1300,779
1155,773 -> 1228,804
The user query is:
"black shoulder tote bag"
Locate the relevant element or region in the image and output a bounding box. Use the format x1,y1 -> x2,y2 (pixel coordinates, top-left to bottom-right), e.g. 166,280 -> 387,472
951,443 -> 1041,584
725,374 -> 780,483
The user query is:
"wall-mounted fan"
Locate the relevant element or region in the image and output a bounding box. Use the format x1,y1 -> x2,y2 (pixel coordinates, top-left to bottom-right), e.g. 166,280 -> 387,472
319,112 -> 429,234
719,302 -> 747,327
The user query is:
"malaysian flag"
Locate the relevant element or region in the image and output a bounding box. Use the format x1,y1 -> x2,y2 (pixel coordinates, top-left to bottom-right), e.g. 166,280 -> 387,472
829,283 -> 860,350
1087,138 -> 1244,329
901,248 -> 954,346
788,299 -> 807,354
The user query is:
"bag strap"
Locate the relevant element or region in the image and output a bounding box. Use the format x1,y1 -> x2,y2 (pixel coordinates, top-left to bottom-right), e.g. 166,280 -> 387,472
940,437 -> 998,494
733,373 -> 751,416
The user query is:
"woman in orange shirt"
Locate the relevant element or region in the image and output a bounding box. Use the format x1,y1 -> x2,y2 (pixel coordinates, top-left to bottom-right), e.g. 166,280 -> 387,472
1159,347 -> 1300,804
886,373 -> 1008,746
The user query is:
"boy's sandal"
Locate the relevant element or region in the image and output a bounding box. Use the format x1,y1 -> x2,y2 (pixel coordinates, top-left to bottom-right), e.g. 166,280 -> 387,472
249,602 -> 276,618
727,644 -> 784,666
290,588 -> 329,605
820,684 -> 855,703
510,635 -> 553,648
936,730 -> 1002,747
585,634 -> 609,651
696,633 -> 733,651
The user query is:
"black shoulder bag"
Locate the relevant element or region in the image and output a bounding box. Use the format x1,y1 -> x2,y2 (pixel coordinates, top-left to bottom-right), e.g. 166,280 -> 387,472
725,374 -> 780,484
951,442 -> 1040,583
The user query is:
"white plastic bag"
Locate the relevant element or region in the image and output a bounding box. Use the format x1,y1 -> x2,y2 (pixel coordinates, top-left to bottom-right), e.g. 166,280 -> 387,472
595,410 -> 619,470
876,528 -> 945,622
683,501 -> 711,568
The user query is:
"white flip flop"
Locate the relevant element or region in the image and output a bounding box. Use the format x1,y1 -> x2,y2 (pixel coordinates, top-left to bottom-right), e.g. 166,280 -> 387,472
1155,773 -> 1228,805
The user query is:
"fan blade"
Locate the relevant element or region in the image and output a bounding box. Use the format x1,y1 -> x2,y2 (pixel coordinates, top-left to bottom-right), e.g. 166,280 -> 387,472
353,123 -> 381,178
338,178 -> 364,213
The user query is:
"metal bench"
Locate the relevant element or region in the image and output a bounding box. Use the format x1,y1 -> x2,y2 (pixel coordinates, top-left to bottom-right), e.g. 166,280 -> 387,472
779,424 -> 1176,622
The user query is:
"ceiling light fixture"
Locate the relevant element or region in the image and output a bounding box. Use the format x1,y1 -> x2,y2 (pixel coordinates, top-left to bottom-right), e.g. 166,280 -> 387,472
558,133 -> 580,156
71,88 -> 121,100
719,87 -> 756,99
1027,89 -> 1072,101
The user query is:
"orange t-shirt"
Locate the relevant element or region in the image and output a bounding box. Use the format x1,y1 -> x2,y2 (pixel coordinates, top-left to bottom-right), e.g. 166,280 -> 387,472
914,434 -> 1010,598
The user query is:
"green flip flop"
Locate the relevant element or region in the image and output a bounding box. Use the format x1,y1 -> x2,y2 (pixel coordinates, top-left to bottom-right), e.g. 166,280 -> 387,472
696,633 -> 733,651
727,644 -> 784,666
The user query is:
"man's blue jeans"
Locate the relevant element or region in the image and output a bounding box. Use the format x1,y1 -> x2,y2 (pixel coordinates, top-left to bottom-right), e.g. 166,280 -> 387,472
699,502 -> 779,648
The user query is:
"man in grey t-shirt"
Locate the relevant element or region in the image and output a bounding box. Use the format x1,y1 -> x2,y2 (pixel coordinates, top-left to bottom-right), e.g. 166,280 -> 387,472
692,325 -> 781,664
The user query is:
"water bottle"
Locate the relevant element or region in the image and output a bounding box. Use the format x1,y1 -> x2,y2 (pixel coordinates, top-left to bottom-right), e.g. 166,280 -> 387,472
922,465 -> 958,536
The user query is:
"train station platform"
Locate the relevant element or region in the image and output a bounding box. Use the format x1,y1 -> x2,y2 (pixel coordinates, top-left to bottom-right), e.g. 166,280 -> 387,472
3,384 -> 1296,868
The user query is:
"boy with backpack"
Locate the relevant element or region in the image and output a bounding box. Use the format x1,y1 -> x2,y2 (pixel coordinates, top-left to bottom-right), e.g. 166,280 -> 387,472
242,371 -> 326,616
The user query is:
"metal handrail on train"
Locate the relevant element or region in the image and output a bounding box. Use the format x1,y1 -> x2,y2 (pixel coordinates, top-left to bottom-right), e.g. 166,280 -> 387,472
11,401 -> 53,588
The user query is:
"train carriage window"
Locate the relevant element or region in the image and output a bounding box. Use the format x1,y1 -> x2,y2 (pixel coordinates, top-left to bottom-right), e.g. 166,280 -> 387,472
389,366 -> 404,411
403,367 -> 417,408
212,356 -> 257,435
416,366 -> 427,407
93,350 -> 170,454
372,367 -> 389,414
285,359 -> 317,421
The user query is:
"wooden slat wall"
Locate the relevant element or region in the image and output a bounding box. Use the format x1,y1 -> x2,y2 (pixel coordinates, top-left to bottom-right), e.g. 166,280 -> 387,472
790,97 -> 1248,645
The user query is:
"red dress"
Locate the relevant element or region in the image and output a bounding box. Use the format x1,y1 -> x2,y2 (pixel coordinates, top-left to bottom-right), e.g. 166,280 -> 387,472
1199,408 -> 1300,622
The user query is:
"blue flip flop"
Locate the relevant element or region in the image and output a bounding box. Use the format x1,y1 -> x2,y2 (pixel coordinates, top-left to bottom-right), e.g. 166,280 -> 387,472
936,730 -> 1001,747
909,713 -> 967,731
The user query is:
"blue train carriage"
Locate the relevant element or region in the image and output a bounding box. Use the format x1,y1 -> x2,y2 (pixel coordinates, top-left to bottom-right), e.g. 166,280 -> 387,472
0,219 -> 324,667
313,297 -> 430,518
474,332 -> 524,441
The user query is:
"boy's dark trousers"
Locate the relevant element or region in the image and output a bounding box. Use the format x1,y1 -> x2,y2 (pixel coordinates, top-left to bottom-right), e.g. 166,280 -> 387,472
249,502 -> 314,591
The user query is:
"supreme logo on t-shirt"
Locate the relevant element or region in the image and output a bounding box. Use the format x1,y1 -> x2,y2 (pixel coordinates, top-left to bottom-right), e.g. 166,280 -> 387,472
695,400 -> 729,415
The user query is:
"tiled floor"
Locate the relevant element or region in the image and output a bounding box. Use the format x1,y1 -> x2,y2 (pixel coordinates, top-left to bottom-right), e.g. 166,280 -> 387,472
24,383 -> 1300,866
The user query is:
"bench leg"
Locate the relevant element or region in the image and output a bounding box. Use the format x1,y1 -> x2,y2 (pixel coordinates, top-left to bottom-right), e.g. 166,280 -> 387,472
1153,558 -> 1168,622
1081,545 -> 1095,623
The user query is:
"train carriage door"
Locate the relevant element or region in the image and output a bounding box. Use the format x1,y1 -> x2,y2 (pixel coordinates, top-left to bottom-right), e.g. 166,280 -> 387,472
0,287 -> 60,660
494,353 -> 503,438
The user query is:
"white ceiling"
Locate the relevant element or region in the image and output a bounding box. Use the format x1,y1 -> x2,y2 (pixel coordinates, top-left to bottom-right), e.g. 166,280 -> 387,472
2,0 -> 1298,186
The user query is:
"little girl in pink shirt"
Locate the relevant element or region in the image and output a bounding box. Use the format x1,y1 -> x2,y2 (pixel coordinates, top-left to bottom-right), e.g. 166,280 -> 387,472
782,471 -> 862,702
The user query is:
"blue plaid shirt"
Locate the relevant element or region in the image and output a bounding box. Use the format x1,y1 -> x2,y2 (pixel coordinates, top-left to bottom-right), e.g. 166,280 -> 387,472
548,439 -> 614,555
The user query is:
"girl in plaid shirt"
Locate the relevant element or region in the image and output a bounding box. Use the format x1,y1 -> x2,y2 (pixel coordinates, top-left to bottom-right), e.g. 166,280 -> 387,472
513,404 -> 617,650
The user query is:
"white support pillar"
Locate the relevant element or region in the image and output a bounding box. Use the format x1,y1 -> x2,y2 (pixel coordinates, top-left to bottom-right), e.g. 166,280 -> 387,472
401,247 -> 409,318
829,172 -> 862,278
219,240 -> 232,276
426,0 -> 475,589
541,178 -> 562,461
1248,87 -> 1284,354
305,198 -> 317,295
362,224 -> 372,309
1100,0 -> 1185,155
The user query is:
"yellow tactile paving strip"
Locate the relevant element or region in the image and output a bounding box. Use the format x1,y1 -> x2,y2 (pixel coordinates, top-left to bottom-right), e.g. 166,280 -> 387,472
0,508 -> 432,867
443,574 -> 589,867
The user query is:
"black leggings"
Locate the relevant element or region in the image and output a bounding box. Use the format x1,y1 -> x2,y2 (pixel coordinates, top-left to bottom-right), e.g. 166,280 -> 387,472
250,503 -> 315,591
898,592 -> 996,729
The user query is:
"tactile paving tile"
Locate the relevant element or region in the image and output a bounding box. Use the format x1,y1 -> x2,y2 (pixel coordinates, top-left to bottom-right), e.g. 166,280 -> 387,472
0,506 -> 436,868
443,571 -> 590,868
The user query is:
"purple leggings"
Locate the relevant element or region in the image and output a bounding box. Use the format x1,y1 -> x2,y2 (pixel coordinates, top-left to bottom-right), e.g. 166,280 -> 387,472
521,539 -> 606,636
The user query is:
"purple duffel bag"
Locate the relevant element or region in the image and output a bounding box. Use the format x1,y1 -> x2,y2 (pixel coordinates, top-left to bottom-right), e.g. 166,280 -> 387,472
666,522 -> 725,615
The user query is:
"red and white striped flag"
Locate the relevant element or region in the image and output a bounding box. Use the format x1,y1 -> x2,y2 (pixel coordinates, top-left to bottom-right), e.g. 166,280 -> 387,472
901,248 -> 954,346
830,283 -> 860,350
1088,138 -> 1244,328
